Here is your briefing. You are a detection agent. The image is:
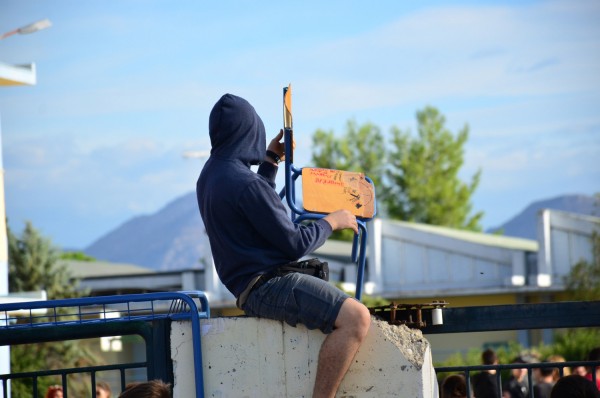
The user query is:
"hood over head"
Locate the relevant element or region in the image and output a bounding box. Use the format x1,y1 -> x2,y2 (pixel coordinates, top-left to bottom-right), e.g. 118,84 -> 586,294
208,93 -> 266,165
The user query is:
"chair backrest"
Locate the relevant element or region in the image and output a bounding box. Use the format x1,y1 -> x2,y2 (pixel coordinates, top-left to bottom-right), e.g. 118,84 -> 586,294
302,168 -> 375,218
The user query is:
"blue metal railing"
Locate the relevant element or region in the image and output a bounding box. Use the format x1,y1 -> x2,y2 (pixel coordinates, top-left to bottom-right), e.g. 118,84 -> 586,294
0,291 -> 210,398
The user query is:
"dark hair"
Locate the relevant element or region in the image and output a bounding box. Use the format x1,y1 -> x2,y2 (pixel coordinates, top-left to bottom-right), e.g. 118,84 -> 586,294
539,363 -> 555,377
118,380 -> 171,398
441,374 -> 468,398
551,375 -> 600,398
482,348 -> 497,365
587,347 -> 600,362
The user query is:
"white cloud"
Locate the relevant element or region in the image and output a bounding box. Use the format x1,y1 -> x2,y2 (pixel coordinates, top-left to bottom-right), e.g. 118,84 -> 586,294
280,0 -> 600,119
3,0 -> 600,246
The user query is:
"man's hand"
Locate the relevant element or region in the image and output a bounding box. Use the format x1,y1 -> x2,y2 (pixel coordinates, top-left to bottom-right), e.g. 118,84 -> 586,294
266,129 -> 295,164
323,209 -> 358,234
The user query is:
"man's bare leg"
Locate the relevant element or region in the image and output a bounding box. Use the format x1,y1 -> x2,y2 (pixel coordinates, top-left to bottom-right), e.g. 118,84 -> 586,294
312,298 -> 371,398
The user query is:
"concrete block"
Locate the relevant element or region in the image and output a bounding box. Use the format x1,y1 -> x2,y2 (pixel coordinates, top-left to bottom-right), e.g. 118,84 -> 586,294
171,317 -> 438,398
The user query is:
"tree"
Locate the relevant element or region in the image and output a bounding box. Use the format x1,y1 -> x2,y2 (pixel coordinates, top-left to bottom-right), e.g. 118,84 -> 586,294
8,221 -> 79,299
312,119 -> 386,189
8,221 -> 96,397
564,230 -> 600,301
310,107 -> 484,234
549,328 -> 600,363
385,106 -> 483,230
312,120 -> 386,240
60,251 -> 96,262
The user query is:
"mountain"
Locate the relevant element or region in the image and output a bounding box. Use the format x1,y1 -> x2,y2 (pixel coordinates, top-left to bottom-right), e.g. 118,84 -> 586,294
488,194 -> 598,239
85,192 -> 210,271
86,192 -> 598,270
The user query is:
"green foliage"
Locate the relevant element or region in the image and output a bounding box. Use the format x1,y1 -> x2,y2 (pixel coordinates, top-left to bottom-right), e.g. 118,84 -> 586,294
435,342 -> 540,385
310,107 -> 484,237
436,341 -> 530,366
434,330 -> 600,385
312,120 -> 386,188
336,283 -> 390,307
385,107 -> 482,231
10,342 -> 98,398
8,221 -> 79,299
564,231 -> 600,301
60,251 -> 96,262
312,120 -> 386,241
359,293 -> 391,308
8,221 -> 97,396
548,328 -> 600,361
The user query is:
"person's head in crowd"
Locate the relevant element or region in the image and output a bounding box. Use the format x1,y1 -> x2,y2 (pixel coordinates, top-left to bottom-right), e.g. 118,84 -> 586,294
535,363 -> 556,382
587,347 -> 600,375
45,385 -> 63,398
510,356 -> 530,381
441,374 -> 469,398
481,348 -> 499,375
96,380 -> 112,398
550,375 -> 600,398
588,347 -> 600,361
572,366 -> 588,377
118,380 -> 171,398
547,354 -> 571,381
482,348 -> 498,365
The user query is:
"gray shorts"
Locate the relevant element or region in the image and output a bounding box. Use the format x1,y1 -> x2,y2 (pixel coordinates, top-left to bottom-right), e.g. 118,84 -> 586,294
242,272 -> 350,334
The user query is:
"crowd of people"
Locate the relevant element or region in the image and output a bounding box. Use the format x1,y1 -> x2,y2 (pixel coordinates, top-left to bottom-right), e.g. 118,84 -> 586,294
440,347 -> 600,398
41,346 -> 598,398
44,379 -> 171,398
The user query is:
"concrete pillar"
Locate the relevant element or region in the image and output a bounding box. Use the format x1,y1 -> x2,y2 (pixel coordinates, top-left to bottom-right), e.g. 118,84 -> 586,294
367,219 -> 383,294
536,209 -> 552,287
171,317 -> 438,398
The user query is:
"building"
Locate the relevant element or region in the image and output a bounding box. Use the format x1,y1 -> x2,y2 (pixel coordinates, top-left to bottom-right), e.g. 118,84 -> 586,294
59,209 -> 599,361
366,209 -> 599,360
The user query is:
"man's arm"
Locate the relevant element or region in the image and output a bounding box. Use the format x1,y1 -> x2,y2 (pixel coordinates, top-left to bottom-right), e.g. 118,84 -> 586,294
256,130 -> 285,187
253,130 -> 357,254
264,129 -> 285,165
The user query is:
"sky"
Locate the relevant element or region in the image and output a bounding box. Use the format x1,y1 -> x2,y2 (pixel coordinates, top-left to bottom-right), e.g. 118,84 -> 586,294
1,0 -> 599,250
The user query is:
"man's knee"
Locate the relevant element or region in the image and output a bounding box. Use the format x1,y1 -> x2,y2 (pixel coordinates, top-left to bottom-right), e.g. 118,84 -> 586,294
354,301 -> 372,339
336,298 -> 371,340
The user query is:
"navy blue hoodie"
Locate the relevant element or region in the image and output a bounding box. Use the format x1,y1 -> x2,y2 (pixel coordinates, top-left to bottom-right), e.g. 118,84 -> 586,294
196,94 -> 333,297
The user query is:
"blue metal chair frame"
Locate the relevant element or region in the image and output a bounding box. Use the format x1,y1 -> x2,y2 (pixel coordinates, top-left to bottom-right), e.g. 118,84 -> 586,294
0,291 -> 210,398
277,86 -> 376,300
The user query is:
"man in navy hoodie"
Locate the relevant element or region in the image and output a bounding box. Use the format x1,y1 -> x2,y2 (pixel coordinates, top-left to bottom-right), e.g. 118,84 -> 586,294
197,93 -> 371,398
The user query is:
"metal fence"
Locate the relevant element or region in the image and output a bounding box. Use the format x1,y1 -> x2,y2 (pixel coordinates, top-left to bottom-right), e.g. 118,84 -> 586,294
425,300 -> 600,398
436,361 -> 600,398
0,291 -> 209,398
2,293 -> 599,398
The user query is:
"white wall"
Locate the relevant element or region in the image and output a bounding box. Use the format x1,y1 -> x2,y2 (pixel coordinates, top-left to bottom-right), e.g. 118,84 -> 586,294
537,209 -> 600,287
367,219 -> 537,297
